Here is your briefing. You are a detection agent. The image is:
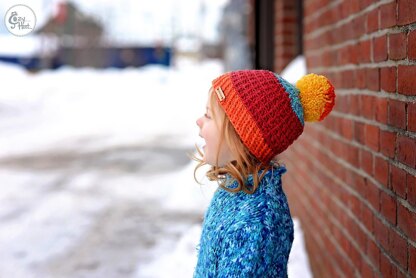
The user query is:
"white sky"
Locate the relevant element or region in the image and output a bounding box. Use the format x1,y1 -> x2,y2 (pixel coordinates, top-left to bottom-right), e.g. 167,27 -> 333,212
0,0 -> 229,44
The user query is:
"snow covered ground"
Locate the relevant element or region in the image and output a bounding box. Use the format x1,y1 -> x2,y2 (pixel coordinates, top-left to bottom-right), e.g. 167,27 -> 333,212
0,57 -> 311,277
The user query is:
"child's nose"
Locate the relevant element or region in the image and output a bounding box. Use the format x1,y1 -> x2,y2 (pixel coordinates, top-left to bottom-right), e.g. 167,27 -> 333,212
196,117 -> 202,127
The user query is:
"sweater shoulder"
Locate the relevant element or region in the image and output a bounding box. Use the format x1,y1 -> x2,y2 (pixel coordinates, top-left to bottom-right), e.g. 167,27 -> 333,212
221,173 -> 290,227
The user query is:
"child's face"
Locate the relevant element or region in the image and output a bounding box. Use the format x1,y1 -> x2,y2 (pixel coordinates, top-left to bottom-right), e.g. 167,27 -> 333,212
196,93 -> 233,167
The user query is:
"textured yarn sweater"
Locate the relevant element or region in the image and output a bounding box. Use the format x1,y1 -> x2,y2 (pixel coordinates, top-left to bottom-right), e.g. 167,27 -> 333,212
194,166 -> 294,278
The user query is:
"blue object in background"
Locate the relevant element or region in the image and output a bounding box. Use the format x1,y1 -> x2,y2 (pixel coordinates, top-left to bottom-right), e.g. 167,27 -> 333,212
0,46 -> 172,71
106,47 -> 171,69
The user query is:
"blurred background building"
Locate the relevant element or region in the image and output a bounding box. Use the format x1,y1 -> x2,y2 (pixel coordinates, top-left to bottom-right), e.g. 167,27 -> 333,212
37,1 -> 172,69
0,0 -> 229,71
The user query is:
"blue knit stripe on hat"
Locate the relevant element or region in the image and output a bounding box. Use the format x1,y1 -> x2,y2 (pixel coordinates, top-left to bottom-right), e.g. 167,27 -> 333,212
274,74 -> 304,126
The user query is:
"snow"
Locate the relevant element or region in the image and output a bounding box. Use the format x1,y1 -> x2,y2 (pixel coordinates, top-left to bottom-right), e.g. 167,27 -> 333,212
280,55 -> 307,84
0,59 -> 217,156
0,56 -> 312,277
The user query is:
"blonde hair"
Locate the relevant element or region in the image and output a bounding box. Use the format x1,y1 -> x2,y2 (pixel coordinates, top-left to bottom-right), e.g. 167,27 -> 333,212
192,90 -> 277,194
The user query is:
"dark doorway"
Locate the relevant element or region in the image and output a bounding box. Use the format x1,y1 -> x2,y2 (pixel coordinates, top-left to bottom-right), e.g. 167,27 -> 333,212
297,0 -> 304,55
254,0 -> 274,70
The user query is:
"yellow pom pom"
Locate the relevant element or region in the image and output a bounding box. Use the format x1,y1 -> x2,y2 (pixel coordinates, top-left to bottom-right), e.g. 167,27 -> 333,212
296,73 -> 335,122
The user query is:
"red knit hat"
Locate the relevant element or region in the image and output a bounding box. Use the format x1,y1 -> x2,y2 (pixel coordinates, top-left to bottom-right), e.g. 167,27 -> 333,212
212,70 -> 335,164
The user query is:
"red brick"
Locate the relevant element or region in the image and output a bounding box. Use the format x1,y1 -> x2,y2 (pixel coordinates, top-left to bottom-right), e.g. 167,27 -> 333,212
331,70 -> 340,89
343,23 -> 356,41
353,15 -> 366,39
353,172 -> 366,193
388,230 -> 408,270
360,149 -> 373,175
380,130 -> 396,159
322,50 -> 332,67
375,98 -> 388,124
410,244 -> 416,275
348,242 -> 362,271
398,0 -> 416,25
360,0 -> 373,10
374,215 -> 389,249
367,9 -> 379,33
350,0 -> 361,14
380,67 -> 397,93
365,124 -> 380,151
380,191 -> 396,224
408,102 -> 416,132
361,95 -> 375,119
340,258 -> 355,278
350,195 -> 362,218
327,47 -> 337,66
349,95 -> 360,115
333,25 -> 344,45
355,68 -> 366,89
332,138 -> 343,158
338,45 -> 350,65
397,202 -> 416,241
366,180 -> 380,211
408,174 -> 416,206
366,68 -> 380,91
398,65 -> 416,96
339,230 -> 350,255
336,95 -> 348,113
339,184 -> 351,209
320,8 -> 333,27
388,100 -> 406,129
341,118 -> 354,140
409,30 -> 416,60
365,0 -> 375,9
282,17 -> 296,24
343,70 -> 354,89
397,135 -> 416,168
360,260 -> 374,278
374,35 -> 388,62
305,53 -> 316,67
397,269 -> 408,278
390,165 -> 407,198
361,202 -> 374,232
366,238 -> 380,269
359,40 -> 372,63
379,2 -> 397,29
349,44 -> 358,64
380,252 -> 397,278
389,33 -> 407,60
375,156 -> 389,186
346,145 -> 359,165
355,121 -> 365,144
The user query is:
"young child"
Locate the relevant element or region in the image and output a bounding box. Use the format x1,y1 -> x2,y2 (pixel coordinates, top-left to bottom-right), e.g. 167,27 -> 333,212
193,70 -> 335,277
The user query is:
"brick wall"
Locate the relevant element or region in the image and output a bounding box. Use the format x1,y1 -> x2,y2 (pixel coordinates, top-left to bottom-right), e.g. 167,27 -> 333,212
274,0 -> 302,72
280,0 -> 416,277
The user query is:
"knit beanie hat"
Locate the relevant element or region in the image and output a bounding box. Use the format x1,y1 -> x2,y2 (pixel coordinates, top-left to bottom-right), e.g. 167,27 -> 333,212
212,70 -> 335,164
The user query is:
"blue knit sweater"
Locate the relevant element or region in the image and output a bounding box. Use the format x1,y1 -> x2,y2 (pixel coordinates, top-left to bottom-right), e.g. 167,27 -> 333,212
194,166 -> 294,278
